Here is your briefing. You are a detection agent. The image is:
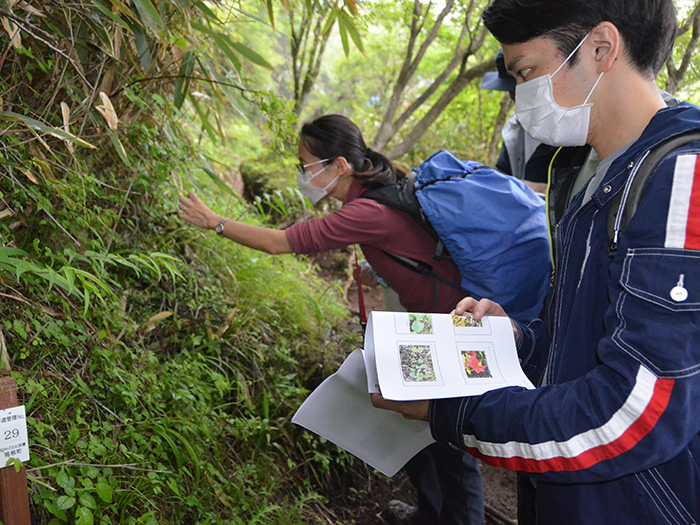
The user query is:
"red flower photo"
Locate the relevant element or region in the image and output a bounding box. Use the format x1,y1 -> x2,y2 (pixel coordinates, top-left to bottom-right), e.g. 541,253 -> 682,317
461,350 -> 492,378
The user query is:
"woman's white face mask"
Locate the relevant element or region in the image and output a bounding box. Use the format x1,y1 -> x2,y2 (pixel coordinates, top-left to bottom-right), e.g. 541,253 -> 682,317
296,159 -> 339,205
514,33 -> 604,147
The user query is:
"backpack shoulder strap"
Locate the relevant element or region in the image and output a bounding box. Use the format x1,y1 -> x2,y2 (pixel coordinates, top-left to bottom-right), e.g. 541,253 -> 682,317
360,172 -> 448,260
359,172 -> 420,214
378,250 -> 465,293
608,130 -> 700,258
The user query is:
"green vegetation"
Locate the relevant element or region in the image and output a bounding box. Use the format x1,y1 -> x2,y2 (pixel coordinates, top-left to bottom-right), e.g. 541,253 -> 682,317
2,0 -> 700,523
0,1 -> 360,523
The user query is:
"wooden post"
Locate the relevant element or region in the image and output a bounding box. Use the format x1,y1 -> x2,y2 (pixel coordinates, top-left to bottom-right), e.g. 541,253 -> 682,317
0,377 -> 31,524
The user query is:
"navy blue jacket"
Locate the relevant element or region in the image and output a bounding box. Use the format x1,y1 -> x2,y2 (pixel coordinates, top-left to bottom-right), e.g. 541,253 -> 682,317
430,102 -> 700,524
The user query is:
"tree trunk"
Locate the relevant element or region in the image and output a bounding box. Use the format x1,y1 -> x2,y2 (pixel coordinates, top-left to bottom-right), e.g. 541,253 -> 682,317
387,58 -> 494,159
665,1 -> 700,95
373,0 -> 457,149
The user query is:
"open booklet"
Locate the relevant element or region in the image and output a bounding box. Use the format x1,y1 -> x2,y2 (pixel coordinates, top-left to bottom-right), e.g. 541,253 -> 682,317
364,311 -> 535,400
292,311 -> 535,476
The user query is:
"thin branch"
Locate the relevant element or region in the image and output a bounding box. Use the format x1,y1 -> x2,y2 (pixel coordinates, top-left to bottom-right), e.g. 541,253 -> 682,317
0,292 -> 31,305
105,167 -> 139,253
61,374 -> 125,424
27,459 -> 172,474
393,21 -> 479,131
116,75 -> 261,97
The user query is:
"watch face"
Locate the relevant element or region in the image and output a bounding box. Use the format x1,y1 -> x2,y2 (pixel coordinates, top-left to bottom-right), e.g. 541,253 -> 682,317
216,218 -> 228,234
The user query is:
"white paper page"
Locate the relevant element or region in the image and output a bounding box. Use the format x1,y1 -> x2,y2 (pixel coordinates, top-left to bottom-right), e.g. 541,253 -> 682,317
292,348 -> 434,477
368,312 -> 535,401
362,315 -> 380,393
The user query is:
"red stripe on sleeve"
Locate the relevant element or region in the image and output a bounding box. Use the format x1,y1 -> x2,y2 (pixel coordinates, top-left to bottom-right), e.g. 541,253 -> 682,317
467,378 -> 675,473
685,156 -> 700,250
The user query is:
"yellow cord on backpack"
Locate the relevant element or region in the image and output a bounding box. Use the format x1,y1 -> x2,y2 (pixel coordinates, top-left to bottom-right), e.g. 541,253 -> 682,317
545,147 -> 563,269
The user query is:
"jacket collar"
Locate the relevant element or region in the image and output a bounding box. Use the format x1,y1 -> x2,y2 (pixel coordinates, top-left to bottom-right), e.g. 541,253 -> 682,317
590,102 -> 700,209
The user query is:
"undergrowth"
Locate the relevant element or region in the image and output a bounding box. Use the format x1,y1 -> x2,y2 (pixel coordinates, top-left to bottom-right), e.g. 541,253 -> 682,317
2,116 -> 362,523
0,2 -> 379,522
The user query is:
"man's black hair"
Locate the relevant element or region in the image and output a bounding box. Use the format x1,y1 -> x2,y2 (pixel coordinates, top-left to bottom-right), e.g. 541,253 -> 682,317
482,0 -> 677,76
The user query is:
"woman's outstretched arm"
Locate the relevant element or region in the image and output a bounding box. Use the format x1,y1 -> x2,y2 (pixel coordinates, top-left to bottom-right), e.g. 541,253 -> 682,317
179,192 -> 293,254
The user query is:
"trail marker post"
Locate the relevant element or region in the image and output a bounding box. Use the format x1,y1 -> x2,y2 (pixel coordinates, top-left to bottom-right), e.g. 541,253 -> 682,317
0,376 -> 31,524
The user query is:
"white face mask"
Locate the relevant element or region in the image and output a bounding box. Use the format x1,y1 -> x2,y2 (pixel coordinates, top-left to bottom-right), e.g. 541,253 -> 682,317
515,33 -> 604,147
296,159 -> 339,205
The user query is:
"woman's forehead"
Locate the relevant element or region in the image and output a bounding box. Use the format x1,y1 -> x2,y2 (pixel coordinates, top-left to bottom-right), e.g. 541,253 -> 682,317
298,141 -> 319,161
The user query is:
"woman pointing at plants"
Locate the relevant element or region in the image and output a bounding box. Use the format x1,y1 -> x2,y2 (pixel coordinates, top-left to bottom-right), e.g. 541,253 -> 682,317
179,114 -> 484,525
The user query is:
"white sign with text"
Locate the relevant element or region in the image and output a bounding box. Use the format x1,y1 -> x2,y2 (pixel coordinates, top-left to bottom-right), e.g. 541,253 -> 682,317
0,405 -> 30,464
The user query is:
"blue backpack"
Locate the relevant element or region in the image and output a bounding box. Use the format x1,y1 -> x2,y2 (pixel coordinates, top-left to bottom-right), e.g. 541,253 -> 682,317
361,150 -> 551,320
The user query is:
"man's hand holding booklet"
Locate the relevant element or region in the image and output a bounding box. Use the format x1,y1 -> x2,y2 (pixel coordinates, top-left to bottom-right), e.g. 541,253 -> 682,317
292,311 -> 534,476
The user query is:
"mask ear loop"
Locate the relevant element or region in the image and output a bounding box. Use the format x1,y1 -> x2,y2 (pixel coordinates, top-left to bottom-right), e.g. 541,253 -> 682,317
552,31 -> 592,78
583,71 -> 604,104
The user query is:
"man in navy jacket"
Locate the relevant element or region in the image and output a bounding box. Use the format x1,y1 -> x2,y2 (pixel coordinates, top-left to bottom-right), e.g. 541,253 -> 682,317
373,1 -> 700,523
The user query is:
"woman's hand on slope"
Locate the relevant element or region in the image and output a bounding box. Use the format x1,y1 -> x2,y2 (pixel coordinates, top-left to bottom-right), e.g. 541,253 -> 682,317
179,192 -> 221,230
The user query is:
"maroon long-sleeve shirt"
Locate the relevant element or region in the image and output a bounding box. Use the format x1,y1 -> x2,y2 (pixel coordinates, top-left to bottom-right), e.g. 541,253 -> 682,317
285,180 -> 464,313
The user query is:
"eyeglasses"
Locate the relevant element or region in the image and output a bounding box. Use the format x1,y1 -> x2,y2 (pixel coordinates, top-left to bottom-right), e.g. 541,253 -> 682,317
297,158 -> 331,174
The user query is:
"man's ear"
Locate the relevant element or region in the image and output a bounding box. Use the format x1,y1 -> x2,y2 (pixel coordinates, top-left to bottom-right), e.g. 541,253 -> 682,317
590,21 -> 620,73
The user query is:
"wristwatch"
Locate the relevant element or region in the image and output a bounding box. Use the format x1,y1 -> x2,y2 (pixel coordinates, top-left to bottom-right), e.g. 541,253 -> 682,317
215,217 -> 230,236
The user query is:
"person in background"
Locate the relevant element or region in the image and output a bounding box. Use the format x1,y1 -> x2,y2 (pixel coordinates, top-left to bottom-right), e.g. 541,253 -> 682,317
179,114 -> 485,525
373,1 -> 700,523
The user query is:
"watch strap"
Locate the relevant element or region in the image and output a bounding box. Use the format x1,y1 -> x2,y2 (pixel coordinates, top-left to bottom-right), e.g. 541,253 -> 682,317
215,217 -> 230,236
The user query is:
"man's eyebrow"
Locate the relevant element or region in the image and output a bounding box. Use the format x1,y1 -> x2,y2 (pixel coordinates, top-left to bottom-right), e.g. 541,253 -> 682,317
506,54 -> 524,74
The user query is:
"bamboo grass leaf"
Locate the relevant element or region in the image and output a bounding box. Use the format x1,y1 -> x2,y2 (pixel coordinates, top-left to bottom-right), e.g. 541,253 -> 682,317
266,0 -> 275,27
16,2 -> 44,17
0,247 -> 29,258
193,1 -> 220,22
343,0 -> 358,16
106,129 -> 130,166
91,1 -> 134,32
60,102 -> 74,154
95,92 -> 119,130
0,0 -> 21,49
210,34 -> 241,72
143,311 -> 173,332
198,166 -> 239,199
190,97 -> 217,142
337,16 -> 349,56
131,0 -> 163,32
174,50 -> 195,109
321,9 -> 338,35
131,23 -> 151,69
229,42 -> 274,70
339,11 -> 364,54
0,111 -> 95,148
106,0 -> 142,25
20,169 -> 37,184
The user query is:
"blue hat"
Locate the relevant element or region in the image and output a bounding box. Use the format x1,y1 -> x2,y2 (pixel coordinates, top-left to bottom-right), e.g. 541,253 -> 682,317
481,49 -> 516,92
